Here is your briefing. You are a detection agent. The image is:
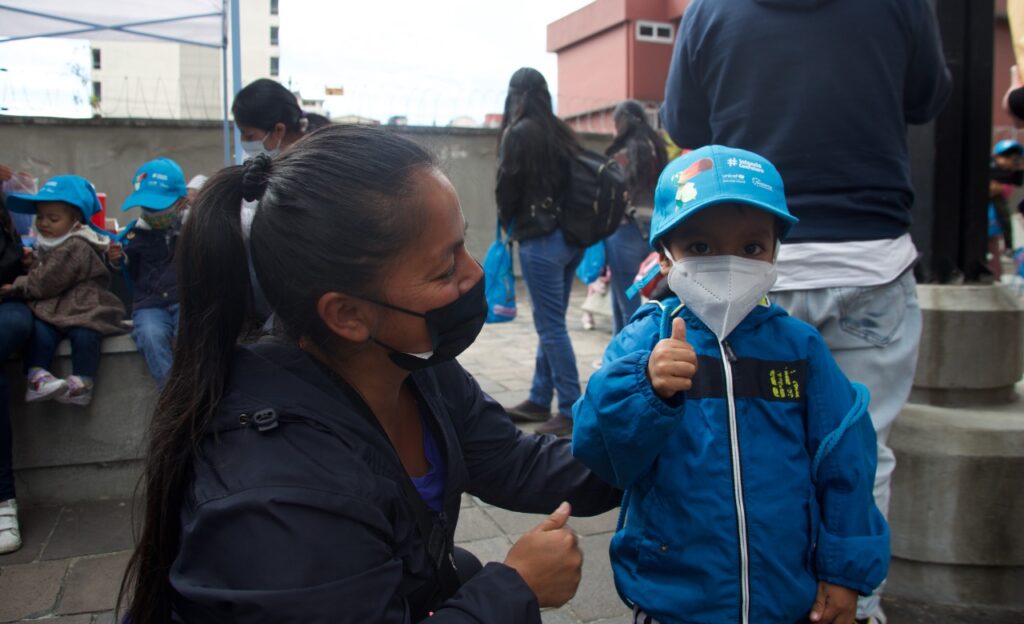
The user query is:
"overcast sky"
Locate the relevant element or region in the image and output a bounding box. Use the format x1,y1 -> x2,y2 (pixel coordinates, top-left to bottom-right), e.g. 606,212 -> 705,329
0,0 -> 593,123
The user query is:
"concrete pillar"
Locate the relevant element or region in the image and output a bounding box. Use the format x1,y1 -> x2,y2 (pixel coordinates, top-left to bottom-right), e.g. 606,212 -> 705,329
887,284 -> 1024,618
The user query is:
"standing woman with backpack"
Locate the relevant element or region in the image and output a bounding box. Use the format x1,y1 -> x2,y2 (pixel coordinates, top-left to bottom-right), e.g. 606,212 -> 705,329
604,100 -> 668,334
495,67 -> 583,437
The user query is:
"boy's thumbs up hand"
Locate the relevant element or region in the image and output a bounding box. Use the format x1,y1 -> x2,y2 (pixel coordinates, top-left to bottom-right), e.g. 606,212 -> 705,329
647,317 -> 698,400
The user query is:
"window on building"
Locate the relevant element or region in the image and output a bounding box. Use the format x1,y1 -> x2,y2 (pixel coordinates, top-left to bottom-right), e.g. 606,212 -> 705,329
270,57 -> 280,77
636,20 -> 674,44
270,26 -> 279,46
92,81 -> 101,101
92,48 -> 101,70
270,0 -> 278,15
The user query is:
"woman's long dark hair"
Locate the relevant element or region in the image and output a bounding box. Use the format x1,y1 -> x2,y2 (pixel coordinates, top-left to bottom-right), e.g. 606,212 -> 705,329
605,100 -> 668,196
118,125 -> 434,622
497,67 -> 580,176
232,78 -> 331,134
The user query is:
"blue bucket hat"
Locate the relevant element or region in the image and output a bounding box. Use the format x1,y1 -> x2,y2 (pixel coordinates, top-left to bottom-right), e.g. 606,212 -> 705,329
993,139 -> 1023,156
649,145 -> 798,249
4,175 -> 102,223
122,157 -> 187,211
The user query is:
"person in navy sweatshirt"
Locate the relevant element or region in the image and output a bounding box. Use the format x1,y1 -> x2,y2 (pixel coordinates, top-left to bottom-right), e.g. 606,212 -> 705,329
662,3 -> 951,620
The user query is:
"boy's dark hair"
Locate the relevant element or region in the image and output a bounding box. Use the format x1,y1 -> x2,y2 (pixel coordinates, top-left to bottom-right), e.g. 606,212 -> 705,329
232,78 -> 331,133
118,124 -> 434,623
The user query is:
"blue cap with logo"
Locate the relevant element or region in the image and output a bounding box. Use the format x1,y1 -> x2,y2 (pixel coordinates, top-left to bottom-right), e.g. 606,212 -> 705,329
649,145 -> 798,248
122,157 -> 187,212
4,175 -> 102,222
993,139 -> 1023,156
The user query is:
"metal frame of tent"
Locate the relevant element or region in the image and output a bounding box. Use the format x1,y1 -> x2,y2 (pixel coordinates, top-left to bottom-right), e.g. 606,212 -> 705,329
0,0 -> 244,165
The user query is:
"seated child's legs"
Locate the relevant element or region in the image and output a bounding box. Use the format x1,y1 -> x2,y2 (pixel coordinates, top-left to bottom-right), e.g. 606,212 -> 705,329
60,327 -> 102,406
132,306 -> 177,385
24,319 -> 68,403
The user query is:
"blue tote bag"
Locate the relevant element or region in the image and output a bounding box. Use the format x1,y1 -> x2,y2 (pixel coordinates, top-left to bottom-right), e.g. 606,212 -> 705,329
483,222 -> 517,323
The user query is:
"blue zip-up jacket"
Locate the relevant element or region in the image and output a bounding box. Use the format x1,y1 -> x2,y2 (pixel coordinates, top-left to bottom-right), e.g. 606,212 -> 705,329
661,0 -> 951,243
573,297 -> 889,623
121,219 -> 179,310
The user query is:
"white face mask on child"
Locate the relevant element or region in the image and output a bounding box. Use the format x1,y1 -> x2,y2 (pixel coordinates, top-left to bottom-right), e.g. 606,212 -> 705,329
665,251 -> 777,341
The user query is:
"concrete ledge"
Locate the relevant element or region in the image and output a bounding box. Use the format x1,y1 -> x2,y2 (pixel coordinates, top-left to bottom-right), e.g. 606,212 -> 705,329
9,335 -> 157,506
887,557 -> 1024,611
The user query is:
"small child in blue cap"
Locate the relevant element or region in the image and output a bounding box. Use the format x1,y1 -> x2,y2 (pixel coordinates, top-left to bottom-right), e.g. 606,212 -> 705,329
1,176 -> 125,406
572,146 -> 889,624
108,158 -> 187,386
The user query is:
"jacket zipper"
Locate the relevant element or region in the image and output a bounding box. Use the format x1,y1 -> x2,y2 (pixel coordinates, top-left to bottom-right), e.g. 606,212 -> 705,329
720,340 -> 749,624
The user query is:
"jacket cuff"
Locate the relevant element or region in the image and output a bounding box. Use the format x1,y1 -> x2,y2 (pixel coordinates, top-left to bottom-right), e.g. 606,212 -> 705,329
635,352 -> 687,415
815,524 -> 890,596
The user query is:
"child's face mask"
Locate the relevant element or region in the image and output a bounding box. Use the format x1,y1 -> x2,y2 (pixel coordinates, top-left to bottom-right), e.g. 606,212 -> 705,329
665,250 -> 777,341
142,207 -> 177,230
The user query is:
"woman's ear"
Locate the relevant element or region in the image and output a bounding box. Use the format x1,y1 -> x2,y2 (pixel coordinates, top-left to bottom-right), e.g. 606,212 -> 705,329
317,292 -> 372,343
273,122 -> 288,144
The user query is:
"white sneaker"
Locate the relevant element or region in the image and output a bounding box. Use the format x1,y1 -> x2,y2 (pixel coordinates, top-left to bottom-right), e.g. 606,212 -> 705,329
56,375 -> 93,407
25,369 -> 68,402
0,499 -> 21,554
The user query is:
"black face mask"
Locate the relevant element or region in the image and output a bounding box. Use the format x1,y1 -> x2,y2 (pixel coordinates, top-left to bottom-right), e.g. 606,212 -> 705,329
370,277 -> 487,371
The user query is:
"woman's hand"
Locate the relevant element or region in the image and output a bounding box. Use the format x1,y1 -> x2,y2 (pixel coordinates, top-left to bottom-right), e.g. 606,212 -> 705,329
808,581 -> 858,623
0,284 -> 13,297
503,502 -> 583,608
647,317 -> 698,399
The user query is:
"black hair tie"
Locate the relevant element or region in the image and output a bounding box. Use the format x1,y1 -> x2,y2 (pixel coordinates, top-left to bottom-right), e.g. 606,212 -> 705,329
241,153 -> 272,202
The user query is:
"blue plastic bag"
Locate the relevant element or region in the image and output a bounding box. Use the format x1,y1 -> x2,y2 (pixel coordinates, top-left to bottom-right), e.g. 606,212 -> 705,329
484,222 -> 516,323
576,241 -> 606,285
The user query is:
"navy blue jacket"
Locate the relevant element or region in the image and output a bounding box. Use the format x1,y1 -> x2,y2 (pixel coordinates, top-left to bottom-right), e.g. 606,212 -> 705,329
573,298 -> 888,622
169,341 -> 621,623
122,221 -> 178,310
662,0 -> 952,243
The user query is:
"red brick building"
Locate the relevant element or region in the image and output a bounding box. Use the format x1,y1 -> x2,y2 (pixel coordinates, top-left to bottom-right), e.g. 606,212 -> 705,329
553,0 -> 1014,140
547,0 -> 690,133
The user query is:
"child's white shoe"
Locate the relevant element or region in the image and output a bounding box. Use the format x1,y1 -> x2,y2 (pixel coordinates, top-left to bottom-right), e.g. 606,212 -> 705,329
0,499 -> 21,554
56,375 -> 93,406
25,369 -> 68,402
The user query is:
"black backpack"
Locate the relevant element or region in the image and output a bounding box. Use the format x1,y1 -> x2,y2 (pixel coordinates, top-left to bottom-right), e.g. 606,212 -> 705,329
557,149 -> 629,248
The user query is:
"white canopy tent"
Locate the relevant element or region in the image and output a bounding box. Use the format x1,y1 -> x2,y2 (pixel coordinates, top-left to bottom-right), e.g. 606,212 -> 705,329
0,0 -> 243,164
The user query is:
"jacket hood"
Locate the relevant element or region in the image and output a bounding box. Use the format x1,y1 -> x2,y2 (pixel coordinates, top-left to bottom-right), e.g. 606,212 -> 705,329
754,0 -> 834,9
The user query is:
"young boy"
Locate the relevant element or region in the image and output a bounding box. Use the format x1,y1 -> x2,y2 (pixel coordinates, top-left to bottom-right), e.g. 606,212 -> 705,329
2,175 -> 125,405
108,158 -> 186,386
573,146 -> 889,624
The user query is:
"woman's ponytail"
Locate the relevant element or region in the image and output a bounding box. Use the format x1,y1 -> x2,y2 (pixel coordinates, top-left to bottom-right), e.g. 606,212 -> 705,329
119,162 -> 255,624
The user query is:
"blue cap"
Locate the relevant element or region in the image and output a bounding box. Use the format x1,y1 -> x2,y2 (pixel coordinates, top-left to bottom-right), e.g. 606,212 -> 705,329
649,145 -> 798,248
4,175 -> 102,222
993,139 -> 1023,156
122,158 -> 187,211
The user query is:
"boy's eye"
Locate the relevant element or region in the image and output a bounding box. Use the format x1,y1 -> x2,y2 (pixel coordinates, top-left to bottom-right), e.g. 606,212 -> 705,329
744,243 -> 766,255
687,242 -> 711,255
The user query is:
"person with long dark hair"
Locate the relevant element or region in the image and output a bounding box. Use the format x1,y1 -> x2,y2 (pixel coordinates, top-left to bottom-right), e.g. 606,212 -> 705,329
495,67 -> 583,436
604,100 -> 668,334
118,125 -> 619,623
232,78 -> 332,325
0,173 -> 33,554
232,78 -> 331,160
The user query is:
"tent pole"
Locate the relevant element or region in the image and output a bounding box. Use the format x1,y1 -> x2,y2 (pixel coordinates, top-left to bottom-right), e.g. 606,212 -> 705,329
221,2 -> 230,166
231,0 -> 243,165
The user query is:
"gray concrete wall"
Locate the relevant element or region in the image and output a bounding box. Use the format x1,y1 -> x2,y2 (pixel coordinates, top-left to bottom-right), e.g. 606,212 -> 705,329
0,117 -> 612,262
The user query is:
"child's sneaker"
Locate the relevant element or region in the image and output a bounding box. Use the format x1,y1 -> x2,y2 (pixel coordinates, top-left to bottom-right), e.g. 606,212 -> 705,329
57,375 -> 93,406
0,499 -> 21,554
25,369 -> 68,402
